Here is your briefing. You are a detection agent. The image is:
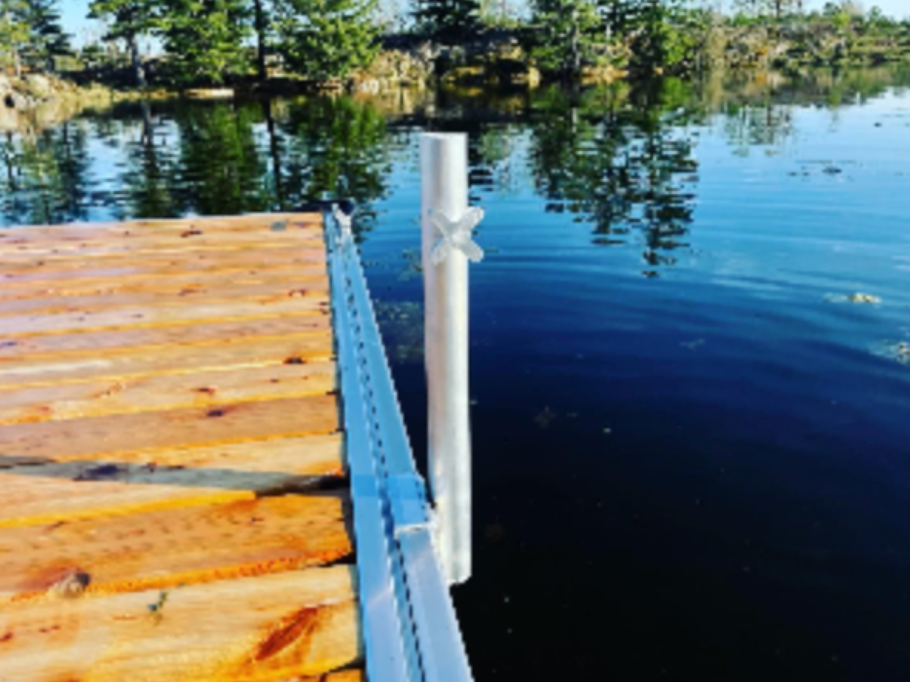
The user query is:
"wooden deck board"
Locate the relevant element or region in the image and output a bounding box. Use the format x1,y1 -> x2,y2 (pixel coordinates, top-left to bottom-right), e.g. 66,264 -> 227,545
0,268 -> 326,301
0,566 -> 360,682
0,297 -> 330,337
0,361 -> 336,424
0,214 -> 363,682
0,316 -> 331,359
0,434 -> 344,529
0,395 -> 339,460
0,280 -> 330,317
0,493 -> 352,602
0,333 -> 334,387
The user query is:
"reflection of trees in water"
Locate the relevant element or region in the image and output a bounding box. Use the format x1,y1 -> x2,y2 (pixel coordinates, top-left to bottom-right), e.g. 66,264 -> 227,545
117,102 -> 181,219
175,103 -> 271,216
276,96 -> 392,235
0,121 -> 92,226
0,65 -> 907,230
0,95 -> 394,227
527,81 -> 698,275
720,102 -> 794,155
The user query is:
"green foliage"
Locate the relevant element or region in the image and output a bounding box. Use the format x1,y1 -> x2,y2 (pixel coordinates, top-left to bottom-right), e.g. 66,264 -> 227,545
628,0 -> 699,73
89,0 -> 159,85
0,0 -> 29,74
19,0 -> 70,70
1,0 -> 71,74
479,0 -> 521,28
159,0 -> 252,86
282,96 -> 388,208
176,102 -> 270,213
88,0 -> 158,41
414,0 -> 481,44
274,0 -> 379,82
529,0 -> 606,77
79,43 -> 106,70
734,0 -> 801,20
528,81 -> 697,269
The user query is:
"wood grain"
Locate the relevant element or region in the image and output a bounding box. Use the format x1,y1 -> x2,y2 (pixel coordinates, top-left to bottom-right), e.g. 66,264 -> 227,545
0,361 -> 336,424
0,213 -> 368,682
0,213 -> 321,243
0,280 -> 330,317
0,332 -> 334,388
0,395 -> 339,463
0,316 -> 330,359
0,266 -> 326,300
0,246 -> 327,280
0,256 -> 328,286
0,493 -> 352,601
1,296 -> 329,337
0,565 -> 361,682
0,434 -> 345,529
0,231 -> 325,259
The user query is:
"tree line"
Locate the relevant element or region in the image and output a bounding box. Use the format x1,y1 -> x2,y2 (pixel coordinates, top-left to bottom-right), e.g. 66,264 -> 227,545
0,0 -> 907,89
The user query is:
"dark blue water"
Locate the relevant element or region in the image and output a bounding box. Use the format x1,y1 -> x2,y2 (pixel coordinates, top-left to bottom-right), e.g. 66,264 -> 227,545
362,82 -> 910,681
3,70 -> 910,680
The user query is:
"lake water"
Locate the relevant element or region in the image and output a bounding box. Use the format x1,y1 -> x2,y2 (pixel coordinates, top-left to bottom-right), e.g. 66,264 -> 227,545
3,67 -> 910,681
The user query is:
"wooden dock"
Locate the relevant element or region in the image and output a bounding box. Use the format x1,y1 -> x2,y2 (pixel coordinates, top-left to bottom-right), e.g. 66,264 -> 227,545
0,214 -> 363,682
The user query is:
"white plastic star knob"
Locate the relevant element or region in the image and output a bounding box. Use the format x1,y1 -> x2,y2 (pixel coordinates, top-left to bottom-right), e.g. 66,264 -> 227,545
429,207 -> 485,266
332,203 -> 354,244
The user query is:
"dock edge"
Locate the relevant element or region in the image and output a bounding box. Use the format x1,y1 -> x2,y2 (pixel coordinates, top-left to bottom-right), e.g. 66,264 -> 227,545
324,205 -> 474,682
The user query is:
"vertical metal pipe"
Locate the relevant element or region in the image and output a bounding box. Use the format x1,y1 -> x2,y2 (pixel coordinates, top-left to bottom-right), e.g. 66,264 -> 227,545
420,133 -> 472,585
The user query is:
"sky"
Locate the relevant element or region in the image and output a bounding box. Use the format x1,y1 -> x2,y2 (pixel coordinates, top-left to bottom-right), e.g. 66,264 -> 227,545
60,0 -> 909,47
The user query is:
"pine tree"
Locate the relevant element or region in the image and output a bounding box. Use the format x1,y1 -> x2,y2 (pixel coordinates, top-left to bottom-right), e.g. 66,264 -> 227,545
159,0 -> 252,87
414,0 -> 481,45
274,0 -> 379,82
628,0 -> 698,73
250,0 -> 269,82
88,0 -> 158,86
529,0 -> 606,78
21,0 -> 70,71
0,0 -> 29,76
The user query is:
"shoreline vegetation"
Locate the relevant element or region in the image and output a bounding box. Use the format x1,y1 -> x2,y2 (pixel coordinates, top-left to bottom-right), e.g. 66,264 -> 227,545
0,0 -> 908,130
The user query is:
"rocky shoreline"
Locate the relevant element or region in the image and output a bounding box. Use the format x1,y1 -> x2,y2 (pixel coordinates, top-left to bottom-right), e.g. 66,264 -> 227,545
0,73 -> 166,133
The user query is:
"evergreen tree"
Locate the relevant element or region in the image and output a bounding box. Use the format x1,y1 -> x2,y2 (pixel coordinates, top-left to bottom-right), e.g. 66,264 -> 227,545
274,0 -> 379,82
630,0 -> 695,73
0,0 -> 29,76
598,0 -> 640,38
250,0 -> 269,82
19,0 -> 70,71
414,0 -> 481,44
88,0 -> 158,86
529,0 -> 606,78
159,0 -> 252,87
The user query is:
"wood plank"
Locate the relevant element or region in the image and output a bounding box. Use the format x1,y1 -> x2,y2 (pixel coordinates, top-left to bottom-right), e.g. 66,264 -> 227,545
0,266 -> 326,301
1,297 -> 330,338
0,434 -> 345,528
0,493 -> 352,602
0,246 -> 326,278
283,672 -> 363,682
0,214 -> 322,244
280,672 -> 363,682
0,565 -> 361,682
0,395 -> 339,464
321,672 -> 364,682
0,280 -> 330,318
0,230 -> 325,258
0,316 -> 330,359
0,361 -> 336,424
0,333 -> 334,388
